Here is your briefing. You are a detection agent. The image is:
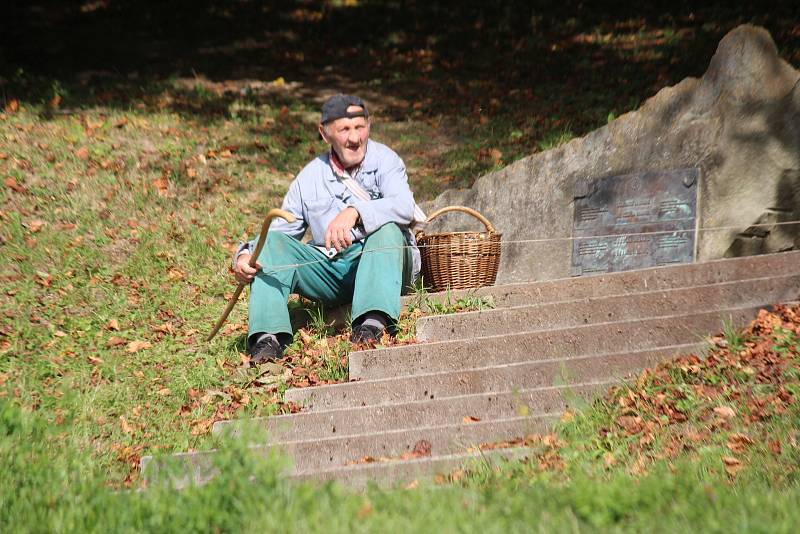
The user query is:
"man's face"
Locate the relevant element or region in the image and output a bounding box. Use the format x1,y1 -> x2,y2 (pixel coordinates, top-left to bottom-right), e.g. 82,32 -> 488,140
319,105 -> 370,168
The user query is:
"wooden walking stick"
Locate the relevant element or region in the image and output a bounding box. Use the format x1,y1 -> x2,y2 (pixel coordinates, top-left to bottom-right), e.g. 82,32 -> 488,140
206,208 -> 296,342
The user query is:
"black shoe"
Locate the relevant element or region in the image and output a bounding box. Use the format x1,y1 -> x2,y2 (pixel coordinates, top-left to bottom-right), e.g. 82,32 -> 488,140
350,323 -> 385,344
248,334 -> 282,366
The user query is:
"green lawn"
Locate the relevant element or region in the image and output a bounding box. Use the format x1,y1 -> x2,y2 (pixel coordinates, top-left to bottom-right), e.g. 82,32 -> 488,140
3,307 -> 799,531
2,2 -> 800,529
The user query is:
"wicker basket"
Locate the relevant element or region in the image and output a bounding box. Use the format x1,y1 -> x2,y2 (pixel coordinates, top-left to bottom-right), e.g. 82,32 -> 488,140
416,206 -> 502,292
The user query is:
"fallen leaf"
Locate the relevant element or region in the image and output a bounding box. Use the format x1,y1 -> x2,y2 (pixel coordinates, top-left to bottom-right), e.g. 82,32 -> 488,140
191,418 -> 214,436
462,416 -> 481,423
5,177 -> 26,193
53,330 -> 67,337
714,406 -> 736,420
722,456 -> 743,477
119,415 -> 134,434
87,355 -> 104,365
727,433 -> 753,453
476,147 -> 503,164
412,439 -> 432,457
126,340 -> 152,353
298,328 -> 314,345
107,336 -> 126,347
49,94 -> 61,109
114,117 -> 128,128
616,415 -> 644,435
167,268 -> 185,281
5,99 -> 19,113
684,429 -> 707,443
28,220 -> 45,233
156,387 -> 171,396
257,362 -> 284,376
357,501 -> 373,519
448,469 -> 465,483
153,323 -> 175,335
603,452 -> 616,468
152,177 -> 169,192
404,479 -> 419,489
106,319 -> 121,331
200,390 -> 231,404
75,147 -> 89,160
542,433 -> 562,448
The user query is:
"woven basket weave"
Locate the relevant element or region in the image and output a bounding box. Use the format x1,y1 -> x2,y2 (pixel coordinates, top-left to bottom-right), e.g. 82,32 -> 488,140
417,206 -> 502,293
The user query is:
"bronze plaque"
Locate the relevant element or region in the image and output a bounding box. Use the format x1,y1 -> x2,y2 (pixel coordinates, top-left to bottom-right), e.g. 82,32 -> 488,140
571,169 -> 698,276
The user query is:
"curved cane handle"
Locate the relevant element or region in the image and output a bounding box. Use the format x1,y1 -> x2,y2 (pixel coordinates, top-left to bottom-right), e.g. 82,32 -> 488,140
206,208 -> 297,342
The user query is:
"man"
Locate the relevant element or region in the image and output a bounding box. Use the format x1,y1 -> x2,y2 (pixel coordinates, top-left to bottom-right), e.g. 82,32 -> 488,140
233,94 -> 422,365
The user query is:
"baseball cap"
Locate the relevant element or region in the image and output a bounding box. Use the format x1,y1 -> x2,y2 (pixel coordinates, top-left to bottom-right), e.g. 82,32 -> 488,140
320,94 -> 369,124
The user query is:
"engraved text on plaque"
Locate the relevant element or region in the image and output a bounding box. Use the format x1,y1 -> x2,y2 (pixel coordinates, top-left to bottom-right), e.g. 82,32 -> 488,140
571,169 -> 698,276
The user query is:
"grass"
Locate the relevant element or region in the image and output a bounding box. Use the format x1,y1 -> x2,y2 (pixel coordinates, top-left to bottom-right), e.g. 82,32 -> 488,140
2,309 -> 799,531
2,1 -> 800,528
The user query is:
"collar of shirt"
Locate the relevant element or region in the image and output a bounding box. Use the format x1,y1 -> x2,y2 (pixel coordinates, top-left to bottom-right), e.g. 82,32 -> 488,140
326,140 -> 377,181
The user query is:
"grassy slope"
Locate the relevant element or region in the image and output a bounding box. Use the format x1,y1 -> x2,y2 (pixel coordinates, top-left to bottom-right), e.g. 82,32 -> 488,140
2,306 -> 799,532
2,0 -> 800,529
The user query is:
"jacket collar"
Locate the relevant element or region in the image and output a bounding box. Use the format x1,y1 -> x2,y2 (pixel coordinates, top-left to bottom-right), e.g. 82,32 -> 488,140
325,140 -> 377,181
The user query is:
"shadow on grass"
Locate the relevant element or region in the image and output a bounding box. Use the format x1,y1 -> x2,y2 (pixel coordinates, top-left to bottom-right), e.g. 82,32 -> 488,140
3,1 -> 798,119
2,1 -> 799,198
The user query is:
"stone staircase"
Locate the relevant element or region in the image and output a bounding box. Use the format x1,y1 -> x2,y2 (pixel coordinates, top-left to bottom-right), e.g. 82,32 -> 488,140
142,251 -> 800,488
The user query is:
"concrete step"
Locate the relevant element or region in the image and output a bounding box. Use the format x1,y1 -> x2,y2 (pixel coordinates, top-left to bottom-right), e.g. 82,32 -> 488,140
143,414 -> 557,487
349,305 -> 765,380
407,251 -> 800,310
292,447 -> 533,488
285,343 -> 700,411
148,253 -> 800,490
214,381 -> 612,442
415,274 -> 800,342
295,252 -> 799,331
285,413 -> 556,473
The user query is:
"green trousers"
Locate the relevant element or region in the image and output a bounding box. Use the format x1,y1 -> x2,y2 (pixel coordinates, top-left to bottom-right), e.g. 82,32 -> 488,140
248,223 -> 412,338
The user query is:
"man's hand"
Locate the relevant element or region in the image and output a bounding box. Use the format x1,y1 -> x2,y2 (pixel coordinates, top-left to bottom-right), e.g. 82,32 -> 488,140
233,253 -> 262,284
325,207 -> 360,252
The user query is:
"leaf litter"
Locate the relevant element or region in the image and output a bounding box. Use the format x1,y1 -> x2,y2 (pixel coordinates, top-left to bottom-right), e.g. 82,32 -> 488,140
439,305 -> 800,481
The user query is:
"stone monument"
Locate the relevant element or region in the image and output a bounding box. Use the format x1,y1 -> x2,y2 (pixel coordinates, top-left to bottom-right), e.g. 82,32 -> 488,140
423,25 -> 800,284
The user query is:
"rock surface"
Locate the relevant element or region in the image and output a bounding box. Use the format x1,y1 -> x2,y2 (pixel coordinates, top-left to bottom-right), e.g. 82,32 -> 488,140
422,25 -> 800,284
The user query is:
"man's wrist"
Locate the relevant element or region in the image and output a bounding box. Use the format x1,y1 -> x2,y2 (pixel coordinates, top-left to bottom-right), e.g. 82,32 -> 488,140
233,242 -> 252,269
348,206 -> 361,225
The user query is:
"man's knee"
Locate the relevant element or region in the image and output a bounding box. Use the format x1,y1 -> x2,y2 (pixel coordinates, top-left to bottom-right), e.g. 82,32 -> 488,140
259,231 -> 298,260
366,223 -> 404,247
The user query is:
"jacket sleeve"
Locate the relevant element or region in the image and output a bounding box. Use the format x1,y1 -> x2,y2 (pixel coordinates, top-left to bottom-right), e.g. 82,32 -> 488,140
269,179 -> 306,239
351,151 -> 415,234
232,179 -> 307,265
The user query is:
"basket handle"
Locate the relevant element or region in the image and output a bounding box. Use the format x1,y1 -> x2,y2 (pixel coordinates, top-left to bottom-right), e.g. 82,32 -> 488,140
424,205 -> 496,233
